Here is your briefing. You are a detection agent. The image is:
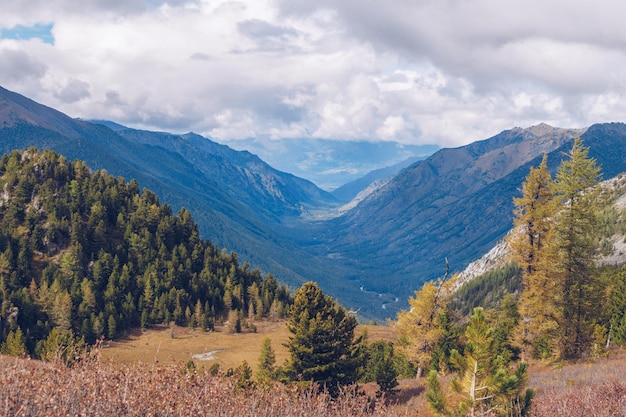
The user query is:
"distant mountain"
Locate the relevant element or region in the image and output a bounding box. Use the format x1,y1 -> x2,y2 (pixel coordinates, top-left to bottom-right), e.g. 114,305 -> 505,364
0,86 -> 394,321
331,156 -> 423,203
90,122 -> 338,220
223,137 -> 438,190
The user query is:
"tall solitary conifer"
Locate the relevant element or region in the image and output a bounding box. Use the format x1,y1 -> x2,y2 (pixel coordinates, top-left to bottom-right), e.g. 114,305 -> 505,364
285,282 -> 362,397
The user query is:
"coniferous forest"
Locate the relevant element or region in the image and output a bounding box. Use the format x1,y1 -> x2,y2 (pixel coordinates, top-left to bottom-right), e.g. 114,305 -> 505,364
0,148 -> 292,358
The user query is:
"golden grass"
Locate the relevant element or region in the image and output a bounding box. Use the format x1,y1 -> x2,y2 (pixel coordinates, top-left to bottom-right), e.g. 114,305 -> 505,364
100,321 -> 398,373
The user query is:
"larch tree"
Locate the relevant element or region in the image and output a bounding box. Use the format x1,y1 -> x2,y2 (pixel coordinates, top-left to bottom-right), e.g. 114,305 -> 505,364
512,139 -> 606,360
510,154 -> 554,276
395,276 -> 452,378
510,154 -> 559,359
285,282 -> 363,397
551,138 -> 603,359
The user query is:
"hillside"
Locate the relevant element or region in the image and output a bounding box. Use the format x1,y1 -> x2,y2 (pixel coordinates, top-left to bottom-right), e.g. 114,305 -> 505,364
0,86 -> 374,317
0,148 -> 291,356
455,174 -> 626,283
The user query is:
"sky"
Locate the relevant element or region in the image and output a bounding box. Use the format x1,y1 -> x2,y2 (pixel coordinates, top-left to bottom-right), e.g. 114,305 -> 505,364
2,0 -> 626,148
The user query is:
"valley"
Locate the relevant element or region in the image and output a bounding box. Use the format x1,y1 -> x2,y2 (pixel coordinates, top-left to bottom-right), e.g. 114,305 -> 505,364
3,86 -> 626,321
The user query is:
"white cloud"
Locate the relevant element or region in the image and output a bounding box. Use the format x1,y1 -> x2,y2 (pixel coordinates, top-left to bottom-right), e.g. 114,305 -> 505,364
1,0 -> 626,148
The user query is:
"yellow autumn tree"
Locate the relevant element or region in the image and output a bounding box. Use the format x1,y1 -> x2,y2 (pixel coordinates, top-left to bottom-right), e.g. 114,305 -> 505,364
509,154 -> 560,359
395,276 -> 452,378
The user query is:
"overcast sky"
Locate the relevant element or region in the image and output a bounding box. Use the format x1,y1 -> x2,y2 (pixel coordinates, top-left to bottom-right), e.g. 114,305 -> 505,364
1,0 -> 626,148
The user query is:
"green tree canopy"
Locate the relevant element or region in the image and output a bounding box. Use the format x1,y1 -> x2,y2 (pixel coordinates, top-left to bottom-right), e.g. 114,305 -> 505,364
285,282 -> 363,397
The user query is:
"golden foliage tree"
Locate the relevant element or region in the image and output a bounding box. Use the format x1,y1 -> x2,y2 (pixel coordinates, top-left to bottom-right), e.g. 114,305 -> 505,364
395,275 -> 452,377
512,139 -> 605,360
551,138 -> 603,359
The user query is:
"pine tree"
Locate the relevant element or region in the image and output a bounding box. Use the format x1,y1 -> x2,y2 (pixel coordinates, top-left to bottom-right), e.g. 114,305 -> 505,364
285,282 -> 362,397
427,308 -> 531,417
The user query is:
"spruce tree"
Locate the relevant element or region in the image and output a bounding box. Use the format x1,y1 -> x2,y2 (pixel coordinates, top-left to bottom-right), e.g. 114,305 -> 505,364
366,340 -> 399,398
285,282 -> 362,397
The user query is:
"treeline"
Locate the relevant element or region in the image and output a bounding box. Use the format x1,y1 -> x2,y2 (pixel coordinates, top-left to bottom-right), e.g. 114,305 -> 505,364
450,262 -> 522,316
0,148 -> 292,358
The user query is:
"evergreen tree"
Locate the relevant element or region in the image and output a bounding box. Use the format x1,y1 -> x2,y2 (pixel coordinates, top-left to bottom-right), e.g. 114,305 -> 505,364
365,340 -> 399,398
256,336 -> 276,385
608,267 -> 626,346
427,308 -> 532,417
285,282 -> 363,397
1,327 -> 26,356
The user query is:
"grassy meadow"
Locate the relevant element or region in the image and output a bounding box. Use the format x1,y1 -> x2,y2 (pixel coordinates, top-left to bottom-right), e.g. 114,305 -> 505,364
99,321 -> 397,373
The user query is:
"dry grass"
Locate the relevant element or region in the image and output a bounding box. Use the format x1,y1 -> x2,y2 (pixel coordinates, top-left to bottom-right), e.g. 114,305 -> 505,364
101,321 -> 292,373
0,353 -> 413,417
5,322 -> 626,417
100,321 -> 397,373
527,348 -> 626,417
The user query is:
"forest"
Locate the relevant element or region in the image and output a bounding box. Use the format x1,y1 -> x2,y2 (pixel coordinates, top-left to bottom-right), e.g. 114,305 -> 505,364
0,148 -> 292,358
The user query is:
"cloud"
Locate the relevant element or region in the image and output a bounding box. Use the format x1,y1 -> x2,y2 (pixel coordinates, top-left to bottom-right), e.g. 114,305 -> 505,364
0,49 -> 47,82
2,0 -> 626,148
54,78 -> 90,103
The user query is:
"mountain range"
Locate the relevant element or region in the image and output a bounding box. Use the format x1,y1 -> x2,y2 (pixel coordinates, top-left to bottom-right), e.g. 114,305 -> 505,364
222,137 -> 438,192
2,85 -> 626,320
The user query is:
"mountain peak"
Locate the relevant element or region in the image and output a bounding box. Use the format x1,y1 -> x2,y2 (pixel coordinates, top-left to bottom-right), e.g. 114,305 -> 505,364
522,122 -> 587,138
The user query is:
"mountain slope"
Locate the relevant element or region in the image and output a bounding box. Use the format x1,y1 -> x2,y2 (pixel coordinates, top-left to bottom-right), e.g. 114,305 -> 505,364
309,124 -> 601,311
331,156 -> 423,203
93,125 -> 338,220
0,87 -> 313,286
0,86 -> 391,320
